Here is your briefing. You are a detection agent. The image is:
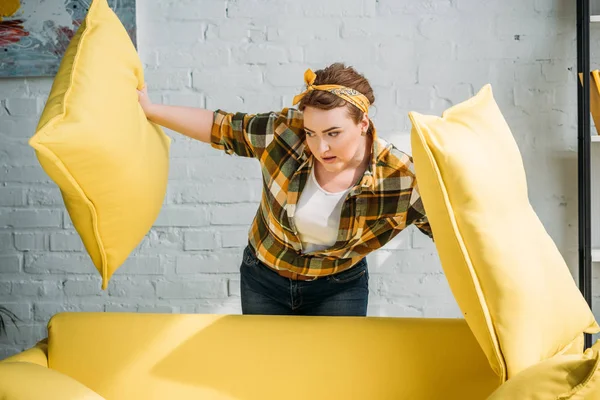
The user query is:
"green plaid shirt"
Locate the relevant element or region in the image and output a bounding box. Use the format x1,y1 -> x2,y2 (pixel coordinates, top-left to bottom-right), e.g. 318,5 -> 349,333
211,108 -> 432,277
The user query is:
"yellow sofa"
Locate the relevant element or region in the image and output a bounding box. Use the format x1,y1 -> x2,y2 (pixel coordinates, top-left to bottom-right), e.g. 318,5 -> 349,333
0,312 -> 500,399
3,314 -> 600,400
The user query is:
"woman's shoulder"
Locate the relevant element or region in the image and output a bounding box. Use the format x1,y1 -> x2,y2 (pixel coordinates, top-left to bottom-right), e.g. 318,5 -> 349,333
277,107 -> 304,132
242,108 -> 304,138
250,107 -> 304,134
374,136 -> 415,176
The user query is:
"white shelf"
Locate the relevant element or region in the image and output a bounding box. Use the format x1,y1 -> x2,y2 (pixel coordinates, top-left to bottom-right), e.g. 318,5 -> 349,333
593,249 -> 600,262
593,136 -> 600,142
592,15 -> 600,22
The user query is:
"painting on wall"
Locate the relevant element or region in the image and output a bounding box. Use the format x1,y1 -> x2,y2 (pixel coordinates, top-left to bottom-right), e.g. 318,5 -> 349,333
0,0 -> 136,78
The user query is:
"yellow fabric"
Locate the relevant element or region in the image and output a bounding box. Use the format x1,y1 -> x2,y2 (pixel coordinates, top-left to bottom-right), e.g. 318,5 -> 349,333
0,338 -> 48,367
292,68 -> 370,113
577,70 -> 600,135
587,71 -> 600,135
0,362 -> 105,399
29,0 -> 170,289
487,341 -> 600,399
40,312 -> 500,399
409,84 -> 599,380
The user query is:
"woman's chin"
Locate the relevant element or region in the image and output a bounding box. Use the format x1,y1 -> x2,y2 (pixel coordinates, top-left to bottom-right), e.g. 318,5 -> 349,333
318,159 -> 344,172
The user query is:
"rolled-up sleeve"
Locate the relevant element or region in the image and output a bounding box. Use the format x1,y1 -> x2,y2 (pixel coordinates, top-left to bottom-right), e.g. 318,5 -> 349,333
210,110 -> 278,159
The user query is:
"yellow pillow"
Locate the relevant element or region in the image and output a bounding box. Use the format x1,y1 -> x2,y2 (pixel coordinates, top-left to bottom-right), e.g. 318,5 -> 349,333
0,362 -> 105,399
29,0 -> 170,289
409,84 -> 599,380
487,342 -> 600,399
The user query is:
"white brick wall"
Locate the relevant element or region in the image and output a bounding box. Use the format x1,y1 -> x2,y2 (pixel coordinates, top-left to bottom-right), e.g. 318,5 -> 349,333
0,0 -> 593,358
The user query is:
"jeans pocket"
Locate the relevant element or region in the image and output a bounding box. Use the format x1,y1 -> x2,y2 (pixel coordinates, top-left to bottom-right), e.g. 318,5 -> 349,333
242,246 -> 260,267
328,259 -> 368,284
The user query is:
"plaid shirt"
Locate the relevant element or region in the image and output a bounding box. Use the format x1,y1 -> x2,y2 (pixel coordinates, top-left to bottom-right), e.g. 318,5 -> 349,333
211,108 -> 432,277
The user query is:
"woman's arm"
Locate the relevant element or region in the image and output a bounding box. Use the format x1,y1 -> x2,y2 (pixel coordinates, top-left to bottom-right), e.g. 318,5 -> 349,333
137,85 -> 213,143
138,85 -> 303,160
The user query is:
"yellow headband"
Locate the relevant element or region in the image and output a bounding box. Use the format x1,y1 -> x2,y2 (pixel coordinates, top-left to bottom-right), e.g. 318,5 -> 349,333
292,69 -> 370,114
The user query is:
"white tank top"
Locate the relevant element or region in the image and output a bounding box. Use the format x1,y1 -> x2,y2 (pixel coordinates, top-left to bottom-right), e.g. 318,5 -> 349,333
294,166 -> 352,253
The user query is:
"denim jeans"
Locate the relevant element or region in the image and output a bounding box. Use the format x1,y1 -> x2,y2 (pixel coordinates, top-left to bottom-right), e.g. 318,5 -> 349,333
240,245 -> 369,316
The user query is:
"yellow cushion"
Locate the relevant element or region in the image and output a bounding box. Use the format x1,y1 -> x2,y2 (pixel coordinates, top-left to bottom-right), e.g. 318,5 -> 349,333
45,312 -> 501,399
409,84 -> 599,379
29,0 -> 170,289
0,362 -> 105,400
487,341 -> 600,399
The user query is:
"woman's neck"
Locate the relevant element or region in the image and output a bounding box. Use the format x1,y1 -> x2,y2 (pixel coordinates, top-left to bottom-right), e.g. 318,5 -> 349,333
314,135 -> 372,192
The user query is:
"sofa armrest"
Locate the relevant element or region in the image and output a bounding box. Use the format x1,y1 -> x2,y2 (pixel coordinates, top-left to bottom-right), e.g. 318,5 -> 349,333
487,340 -> 600,399
0,361 -> 105,399
1,338 -> 49,367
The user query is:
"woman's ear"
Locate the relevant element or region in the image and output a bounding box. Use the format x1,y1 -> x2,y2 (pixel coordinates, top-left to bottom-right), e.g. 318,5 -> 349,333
361,114 -> 370,131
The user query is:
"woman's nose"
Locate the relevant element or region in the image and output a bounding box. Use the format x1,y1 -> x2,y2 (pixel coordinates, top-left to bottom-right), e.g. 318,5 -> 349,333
319,139 -> 330,154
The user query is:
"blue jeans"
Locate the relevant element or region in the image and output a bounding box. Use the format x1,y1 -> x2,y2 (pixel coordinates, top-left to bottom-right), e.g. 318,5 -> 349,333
240,245 -> 369,316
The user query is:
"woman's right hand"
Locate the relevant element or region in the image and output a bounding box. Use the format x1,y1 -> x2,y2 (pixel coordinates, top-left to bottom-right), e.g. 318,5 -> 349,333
137,84 -> 154,119
134,84 -> 214,143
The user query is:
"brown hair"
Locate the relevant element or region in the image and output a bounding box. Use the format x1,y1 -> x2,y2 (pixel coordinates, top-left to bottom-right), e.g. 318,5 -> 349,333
297,63 -> 375,135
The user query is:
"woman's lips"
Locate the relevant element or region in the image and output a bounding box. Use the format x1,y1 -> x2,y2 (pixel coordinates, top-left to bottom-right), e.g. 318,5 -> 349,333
321,156 -> 337,163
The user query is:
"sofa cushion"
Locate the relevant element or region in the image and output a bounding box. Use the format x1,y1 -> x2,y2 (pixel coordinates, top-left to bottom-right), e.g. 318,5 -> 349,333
29,0 -> 170,289
409,84 -> 599,379
0,362 -> 105,399
46,312 -> 500,399
487,341 -> 600,399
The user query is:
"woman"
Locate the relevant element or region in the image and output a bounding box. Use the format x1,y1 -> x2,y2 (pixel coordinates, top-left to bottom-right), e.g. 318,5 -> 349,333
138,63 -> 433,317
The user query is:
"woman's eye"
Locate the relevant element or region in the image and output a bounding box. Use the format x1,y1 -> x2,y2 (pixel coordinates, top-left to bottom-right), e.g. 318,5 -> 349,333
329,132 -> 340,137
306,132 -> 315,137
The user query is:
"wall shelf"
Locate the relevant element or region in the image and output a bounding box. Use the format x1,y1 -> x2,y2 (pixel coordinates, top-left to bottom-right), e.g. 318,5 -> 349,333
593,249 -> 600,262
578,0 -> 594,349
592,135 -> 600,142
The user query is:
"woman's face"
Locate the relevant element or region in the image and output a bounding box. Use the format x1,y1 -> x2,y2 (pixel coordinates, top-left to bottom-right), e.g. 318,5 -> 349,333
302,106 -> 370,173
